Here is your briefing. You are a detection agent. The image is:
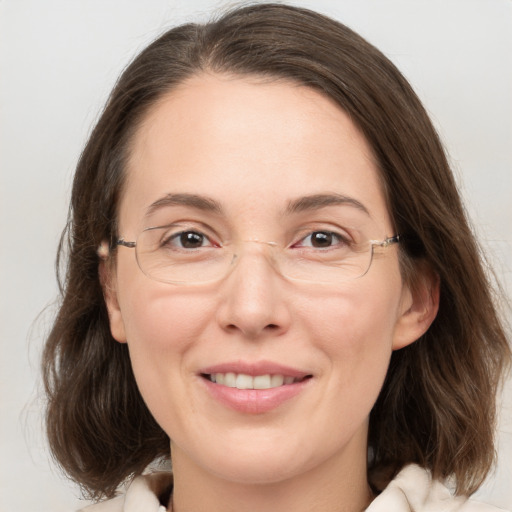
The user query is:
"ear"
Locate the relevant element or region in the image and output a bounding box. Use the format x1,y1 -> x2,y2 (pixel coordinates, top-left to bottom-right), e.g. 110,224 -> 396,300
392,266 -> 440,350
99,252 -> 127,344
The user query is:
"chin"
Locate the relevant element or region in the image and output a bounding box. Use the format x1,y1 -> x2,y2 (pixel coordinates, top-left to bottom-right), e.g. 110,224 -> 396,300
205,453 -> 310,486
182,429 -> 344,487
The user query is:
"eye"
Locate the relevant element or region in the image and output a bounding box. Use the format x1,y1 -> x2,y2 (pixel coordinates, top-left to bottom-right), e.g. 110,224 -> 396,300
295,231 -> 348,249
165,230 -> 213,249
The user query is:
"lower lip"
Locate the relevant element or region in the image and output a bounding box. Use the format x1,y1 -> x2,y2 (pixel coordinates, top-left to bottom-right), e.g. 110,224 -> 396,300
201,377 -> 310,414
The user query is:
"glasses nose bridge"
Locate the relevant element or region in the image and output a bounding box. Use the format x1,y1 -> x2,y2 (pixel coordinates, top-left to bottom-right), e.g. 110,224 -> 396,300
229,239 -> 282,276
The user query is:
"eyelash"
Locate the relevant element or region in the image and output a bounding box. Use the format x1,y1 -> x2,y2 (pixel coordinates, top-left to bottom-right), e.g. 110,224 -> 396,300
160,228 -> 351,250
162,230 -> 217,249
292,231 -> 350,250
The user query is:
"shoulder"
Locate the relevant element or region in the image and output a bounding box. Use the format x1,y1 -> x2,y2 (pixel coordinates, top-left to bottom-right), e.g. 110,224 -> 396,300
367,465 -> 509,512
78,472 -> 173,512
79,496 -> 124,512
76,466 -> 507,512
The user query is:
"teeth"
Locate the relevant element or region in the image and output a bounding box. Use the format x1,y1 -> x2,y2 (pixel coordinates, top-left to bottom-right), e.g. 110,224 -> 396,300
209,373 -> 300,389
225,372 -> 236,387
270,375 -> 284,387
236,374 -> 253,389
254,375 -> 273,389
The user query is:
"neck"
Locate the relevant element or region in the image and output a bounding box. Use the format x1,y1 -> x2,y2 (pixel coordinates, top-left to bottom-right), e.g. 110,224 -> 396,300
169,430 -> 373,512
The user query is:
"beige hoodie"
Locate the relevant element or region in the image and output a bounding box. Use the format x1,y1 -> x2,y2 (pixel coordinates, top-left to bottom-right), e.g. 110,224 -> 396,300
80,465 -> 509,512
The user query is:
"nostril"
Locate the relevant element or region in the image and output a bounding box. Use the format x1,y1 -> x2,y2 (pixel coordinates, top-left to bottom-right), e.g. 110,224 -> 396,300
266,324 -> 279,330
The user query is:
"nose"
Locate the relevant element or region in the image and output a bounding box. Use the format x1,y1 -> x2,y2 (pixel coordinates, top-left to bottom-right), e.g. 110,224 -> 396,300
215,244 -> 292,339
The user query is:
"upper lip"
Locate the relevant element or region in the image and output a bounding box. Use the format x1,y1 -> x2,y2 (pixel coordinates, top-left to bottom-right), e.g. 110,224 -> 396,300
199,360 -> 311,379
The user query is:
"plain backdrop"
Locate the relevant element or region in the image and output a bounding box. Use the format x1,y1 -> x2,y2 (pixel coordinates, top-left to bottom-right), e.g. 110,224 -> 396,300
1,1 -> 511,511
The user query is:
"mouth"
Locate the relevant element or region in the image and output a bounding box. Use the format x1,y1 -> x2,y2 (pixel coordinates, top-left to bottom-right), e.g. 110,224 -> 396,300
201,372 -> 311,390
198,362 -> 313,413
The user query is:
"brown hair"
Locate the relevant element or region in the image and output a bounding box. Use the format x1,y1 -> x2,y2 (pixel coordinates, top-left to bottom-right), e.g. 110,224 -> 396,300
42,2 -> 511,500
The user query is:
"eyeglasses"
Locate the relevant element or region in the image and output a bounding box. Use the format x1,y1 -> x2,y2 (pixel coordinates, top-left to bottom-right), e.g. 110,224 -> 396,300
116,224 -> 400,285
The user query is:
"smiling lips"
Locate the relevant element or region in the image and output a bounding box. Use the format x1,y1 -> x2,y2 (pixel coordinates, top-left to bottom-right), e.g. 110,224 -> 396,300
200,362 -> 312,414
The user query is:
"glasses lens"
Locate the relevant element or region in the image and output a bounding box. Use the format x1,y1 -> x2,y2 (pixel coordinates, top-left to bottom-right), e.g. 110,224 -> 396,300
135,226 -> 233,284
279,241 -> 373,283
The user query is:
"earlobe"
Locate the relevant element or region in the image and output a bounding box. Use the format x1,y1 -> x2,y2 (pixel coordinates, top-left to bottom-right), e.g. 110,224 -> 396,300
99,259 -> 127,344
392,268 -> 440,351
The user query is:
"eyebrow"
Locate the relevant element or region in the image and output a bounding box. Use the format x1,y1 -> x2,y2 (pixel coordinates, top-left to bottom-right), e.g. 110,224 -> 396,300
285,193 -> 370,216
145,192 -> 369,219
146,193 -> 223,217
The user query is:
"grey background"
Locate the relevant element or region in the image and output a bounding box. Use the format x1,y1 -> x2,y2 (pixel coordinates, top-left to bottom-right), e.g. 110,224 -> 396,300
1,1 -> 510,510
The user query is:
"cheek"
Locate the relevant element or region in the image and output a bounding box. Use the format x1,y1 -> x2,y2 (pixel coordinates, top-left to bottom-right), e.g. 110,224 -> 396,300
118,271 -> 214,350
117,284 -> 214,410
303,279 -> 400,353
302,278 -> 402,408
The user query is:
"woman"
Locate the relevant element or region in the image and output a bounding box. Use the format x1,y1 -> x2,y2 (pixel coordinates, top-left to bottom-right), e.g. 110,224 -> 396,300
42,3 -> 511,511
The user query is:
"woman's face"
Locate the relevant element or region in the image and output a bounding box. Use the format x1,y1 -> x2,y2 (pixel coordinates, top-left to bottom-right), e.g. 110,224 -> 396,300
105,74 -> 426,485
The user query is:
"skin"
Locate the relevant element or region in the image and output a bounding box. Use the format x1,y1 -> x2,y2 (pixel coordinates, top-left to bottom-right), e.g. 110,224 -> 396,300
103,74 -> 438,512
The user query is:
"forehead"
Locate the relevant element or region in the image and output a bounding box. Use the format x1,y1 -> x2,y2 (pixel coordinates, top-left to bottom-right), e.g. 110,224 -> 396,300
119,73 -> 390,233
